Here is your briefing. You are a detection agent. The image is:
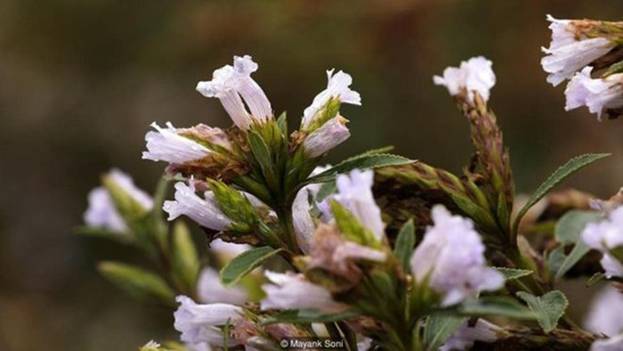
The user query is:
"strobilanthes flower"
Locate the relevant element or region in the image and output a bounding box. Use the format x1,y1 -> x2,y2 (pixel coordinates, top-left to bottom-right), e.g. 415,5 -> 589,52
196,55 -> 272,130
565,67 -> 623,120
292,166 -> 330,252
591,334 -> 623,351
260,271 -> 347,312
582,206 -> 623,278
433,56 -> 495,104
299,70 -> 360,157
541,15 -> 615,87
173,295 -> 244,346
585,285 -> 623,337
84,169 -> 153,231
164,181 -> 232,231
440,319 -> 501,351
320,169 -> 385,241
197,267 -> 248,305
410,205 -> 504,306
142,122 -> 231,164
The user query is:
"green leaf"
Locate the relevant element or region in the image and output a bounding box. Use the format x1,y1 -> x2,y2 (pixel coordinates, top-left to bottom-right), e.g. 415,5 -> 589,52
220,246 -> 282,286
512,153 -> 609,234
74,226 -> 132,243
247,129 -> 278,190
458,296 -> 536,320
276,111 -> 288,136
494,267 -> 534,281
98,261 -> 175,305
587,272 -> 605,287
308,153 -> 413,184
516,290 -> 568,333
423,314 -> 465,351
330,201 -> 380,248
316,180 -> 337,202
171,221 -> 200,293
546,246 -> 566,277
553,210 -> 601,279
394,219 -> 416,271
261,309 -> 359,325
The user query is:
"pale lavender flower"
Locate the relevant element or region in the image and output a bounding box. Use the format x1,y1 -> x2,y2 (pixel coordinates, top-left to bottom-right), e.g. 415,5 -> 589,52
565,67 -> 623,120
185,343 -> 211,351
591,334 -> 623,351
433,56 -> 496,103
541,15 -> 614,86
440,319 -> 501,351
197,267 -> 248,305
302,115 -> 351,158
174,295 -> 244,346
84,188 -> 127,231
320,169 -> 385,241
260,271 -> 346,312
585,285 -> 623,337
582,206 -> 623,278
142,122 -> 211,164
163,181 -> 232,231
292,166 -> 330,253
210,238 -> 250,258
196,55 -> 272,130
410,205 -> 504,306
301,69 -> 361,130
84,169 -> 153,231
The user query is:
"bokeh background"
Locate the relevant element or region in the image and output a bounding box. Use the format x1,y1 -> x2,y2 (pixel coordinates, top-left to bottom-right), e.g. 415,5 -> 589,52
2,0 -> 623,350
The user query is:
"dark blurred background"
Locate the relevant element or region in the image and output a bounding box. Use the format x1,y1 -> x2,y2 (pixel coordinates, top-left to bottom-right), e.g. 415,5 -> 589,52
2,0 -> 623,350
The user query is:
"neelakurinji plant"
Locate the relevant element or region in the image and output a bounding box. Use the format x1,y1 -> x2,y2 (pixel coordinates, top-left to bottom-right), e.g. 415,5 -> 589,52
78,14 -> 623,351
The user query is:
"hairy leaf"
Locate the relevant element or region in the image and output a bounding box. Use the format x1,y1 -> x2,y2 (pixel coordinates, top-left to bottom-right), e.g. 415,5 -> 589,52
220,246 -> 282,286
423,314 -> 465,351
98,261 -> 175,305
553,210 -> 601,279
308,153 -> 413,184
394,219 -> 416,271
494,267 -> 534,281
516,290 -> 568,333
512,153 -> 609,234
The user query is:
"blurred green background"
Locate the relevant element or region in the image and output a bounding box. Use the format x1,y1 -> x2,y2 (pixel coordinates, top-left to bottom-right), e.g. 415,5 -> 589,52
2,0 -> 623,350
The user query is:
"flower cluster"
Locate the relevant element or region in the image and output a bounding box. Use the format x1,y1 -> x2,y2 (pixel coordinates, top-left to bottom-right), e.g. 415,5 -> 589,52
541,15 -> 623,119
79,19 -> 623,349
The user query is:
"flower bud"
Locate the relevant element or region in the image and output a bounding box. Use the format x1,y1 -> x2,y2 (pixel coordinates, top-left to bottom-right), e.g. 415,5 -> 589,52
302,115 -> 351,158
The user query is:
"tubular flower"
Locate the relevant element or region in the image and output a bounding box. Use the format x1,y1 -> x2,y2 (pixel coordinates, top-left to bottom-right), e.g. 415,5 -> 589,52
565,67 -> 623,120
260,271 -> 347,312
541,15 -> 614,87
197,267 -> 248,305
585,285 -> 623,337
591,334 -> 623,351
302,115 -> 351,158
174,295 -> 244,346
301,69 -> 361,130
582,206 -> 623,278
410,205 -> 504,306
292,165 -> 330,252
142,122 -> 213,164
196,55 -> 272,130
433,56 -> 496,104
163,181 -> 232,231
320,169 -> 385,241
84,169 -> 153,231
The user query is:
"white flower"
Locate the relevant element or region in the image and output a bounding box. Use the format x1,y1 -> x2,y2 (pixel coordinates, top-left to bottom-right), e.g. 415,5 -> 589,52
141,340 -> 161,350
84,169 -> 153,231
591,334 -> 623,351
292,166 -> 330,253
84,188 -> 127,231
210,238 -> 250,258
440,319 -> 501,351
301,69 -> 361,130
302,116 -> 351,158
433,56 -> 496,103
142,122 -> 212,164
260,271 -> 346,312
320,169 -> 385,241
174,295 -> 243,346
582,206 -> 623,278
196,55 -> 272,130
410,205 -> 504,306
541,15 -> 613,87
163,181 -> 232,231
565,67 -> 623,120
585,285 -> 623,337
197,267 -> 248,305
